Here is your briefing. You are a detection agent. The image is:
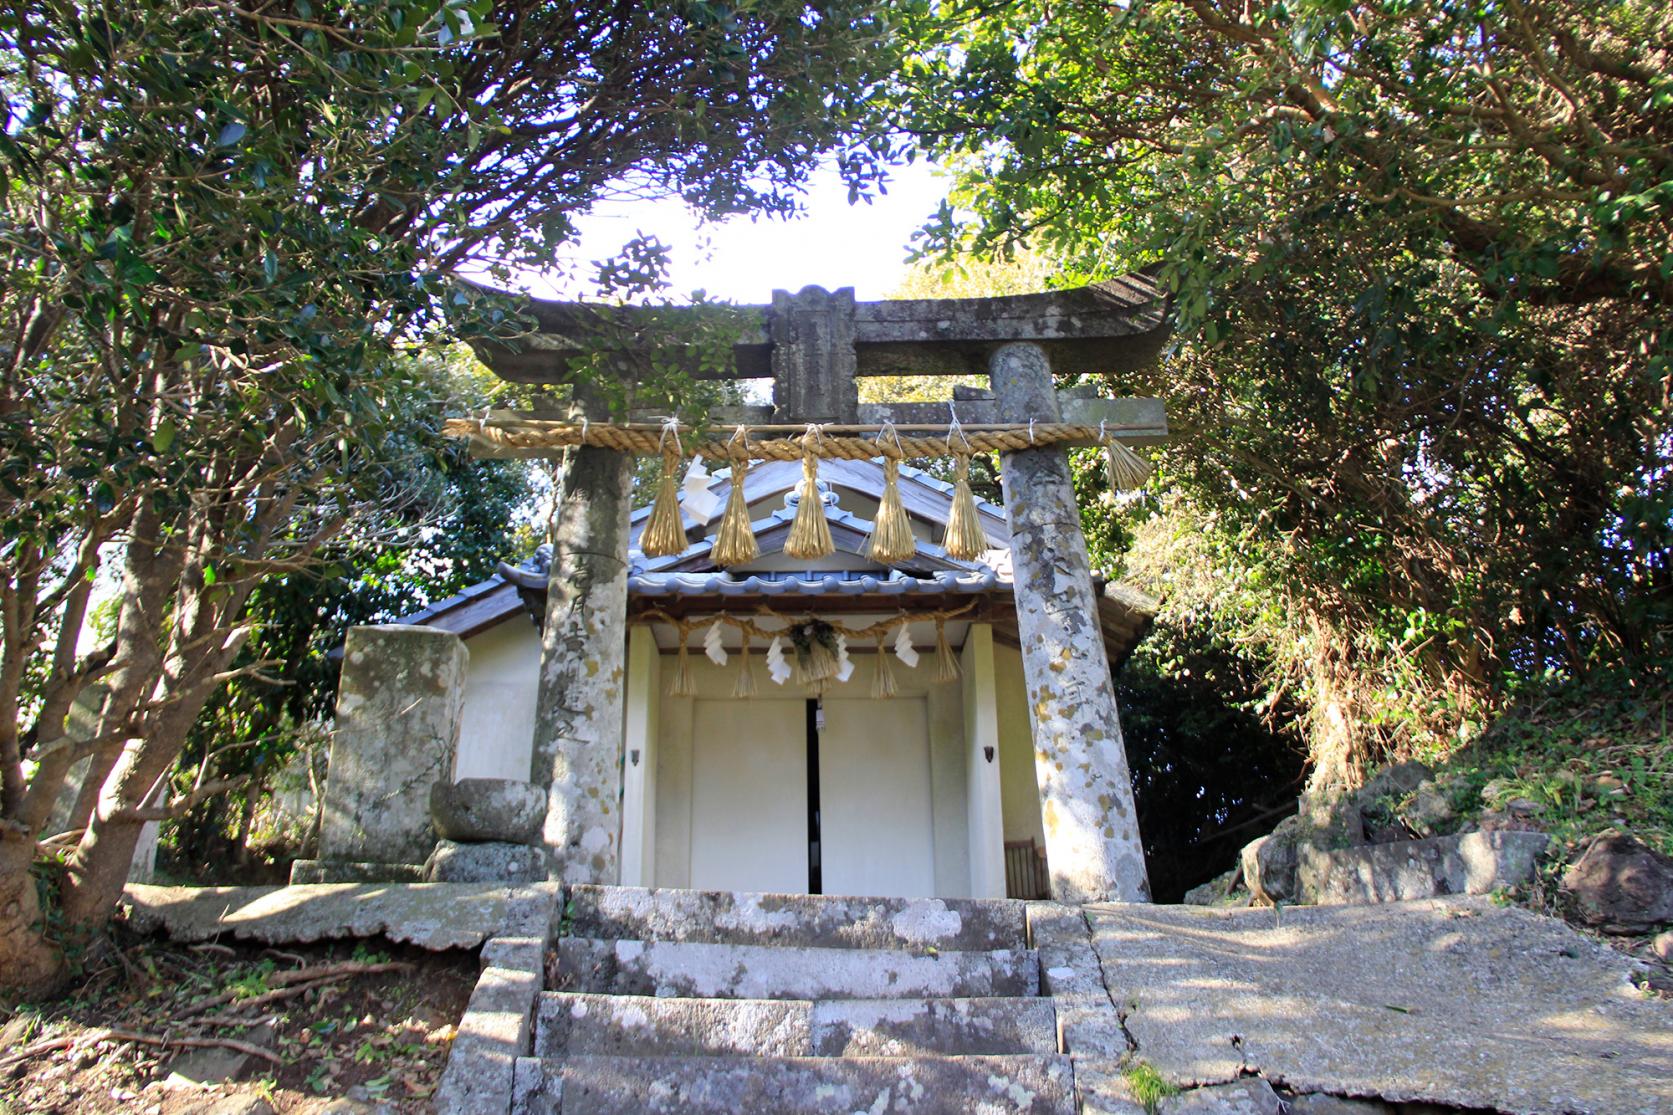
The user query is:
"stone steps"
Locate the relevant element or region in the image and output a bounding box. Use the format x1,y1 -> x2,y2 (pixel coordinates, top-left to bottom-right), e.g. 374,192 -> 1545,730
478,886 -> 1065,1114
536,992 -> 1059,1058
554,937 -> 1040,1000
564,885 -> 1028,951
543,1052 -> 1077,1115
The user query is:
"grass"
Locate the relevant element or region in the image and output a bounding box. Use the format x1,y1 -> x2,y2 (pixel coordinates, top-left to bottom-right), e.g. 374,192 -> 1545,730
1123,1059 -> 1180,1114
1402,664 -> 1671,915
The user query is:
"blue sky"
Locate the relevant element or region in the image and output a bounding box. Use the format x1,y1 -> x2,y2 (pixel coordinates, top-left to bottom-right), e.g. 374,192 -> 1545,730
522,159 -> 952,304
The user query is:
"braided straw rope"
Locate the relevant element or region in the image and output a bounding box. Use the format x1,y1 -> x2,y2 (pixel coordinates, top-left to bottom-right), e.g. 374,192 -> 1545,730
444,417 -> 1125,460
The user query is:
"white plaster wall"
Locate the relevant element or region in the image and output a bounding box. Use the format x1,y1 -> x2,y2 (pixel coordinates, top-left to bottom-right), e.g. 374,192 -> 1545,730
651,649 -> 973,897
994,643 -> 1047,851
453,619 -> 541,781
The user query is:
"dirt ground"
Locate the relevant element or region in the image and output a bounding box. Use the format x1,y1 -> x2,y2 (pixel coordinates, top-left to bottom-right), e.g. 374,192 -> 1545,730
0,932 -> 477,1114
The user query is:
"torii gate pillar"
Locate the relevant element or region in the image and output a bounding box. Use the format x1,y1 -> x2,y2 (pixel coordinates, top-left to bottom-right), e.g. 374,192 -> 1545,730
529,429 -> 634,883
991,342 -> 1151,904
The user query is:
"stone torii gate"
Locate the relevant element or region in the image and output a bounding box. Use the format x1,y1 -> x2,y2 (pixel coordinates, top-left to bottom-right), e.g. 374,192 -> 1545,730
468,273 -> 1170,905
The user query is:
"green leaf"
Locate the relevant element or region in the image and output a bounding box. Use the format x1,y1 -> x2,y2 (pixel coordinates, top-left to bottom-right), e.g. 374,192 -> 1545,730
153,418 -> 176,454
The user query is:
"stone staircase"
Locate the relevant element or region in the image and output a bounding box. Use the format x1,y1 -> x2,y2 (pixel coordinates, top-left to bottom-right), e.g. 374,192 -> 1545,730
523,886 -> 1076,1114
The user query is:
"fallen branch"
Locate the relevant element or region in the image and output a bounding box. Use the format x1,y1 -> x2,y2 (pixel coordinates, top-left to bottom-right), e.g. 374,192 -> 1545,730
195,973 -> 353,1018
0,1027 -> 283,1073
177,959 -> 412,1018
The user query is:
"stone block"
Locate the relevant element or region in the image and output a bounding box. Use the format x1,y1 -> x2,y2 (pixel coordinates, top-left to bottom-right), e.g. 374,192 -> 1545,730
565,885 -> 1026,951
433,1047 -> 515,1115
480,936 -> 547,974
1298,830 -> 1548,905
431,778 -> 546,845
555,937 -> 1039,1000
425,839 -> 545,883
512,1055 -> 560,1115
549,1052 -> 1076,1115
1071,1060 -> 1150,1115
455,965 -> 540,1059
287,859 -> 425,885
809,996 -> 1058,1057
317,625 -> 467,869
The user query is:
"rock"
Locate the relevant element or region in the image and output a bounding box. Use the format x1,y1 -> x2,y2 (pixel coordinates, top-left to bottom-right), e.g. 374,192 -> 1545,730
1241,817 -> 1301,905
0,1013 -> 38,1050
1297,830 -> 1548,905
1652,930 -> 1673,963
1402,781 -> 1455,837
430,778 -> 546,845
1183,867 -> 1243,906
1298,789 -> 1364,847
425,839 -> 546,883
184,1096 -> 275,1115
1562,833 -> 1673,934
163,1046 -> 252,1086
1161,1079 -> 1282,1114
1357,762 -> 1432,810
304,1101 -> 395,1115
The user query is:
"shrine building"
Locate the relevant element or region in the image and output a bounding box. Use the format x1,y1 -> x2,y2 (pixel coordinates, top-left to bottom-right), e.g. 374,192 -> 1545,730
295,275 -> 1170,907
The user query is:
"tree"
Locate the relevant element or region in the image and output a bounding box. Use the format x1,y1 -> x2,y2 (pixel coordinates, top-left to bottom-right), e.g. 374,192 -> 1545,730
0,0 -> 907,992
163,346 -> 536,877
898,0 -> 1672,786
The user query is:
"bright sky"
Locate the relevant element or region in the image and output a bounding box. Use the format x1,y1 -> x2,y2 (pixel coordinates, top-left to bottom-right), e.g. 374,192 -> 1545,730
517,159 -> 952,305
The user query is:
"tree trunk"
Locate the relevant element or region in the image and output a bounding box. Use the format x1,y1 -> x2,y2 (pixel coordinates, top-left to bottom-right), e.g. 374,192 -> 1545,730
0,827 -> 64,996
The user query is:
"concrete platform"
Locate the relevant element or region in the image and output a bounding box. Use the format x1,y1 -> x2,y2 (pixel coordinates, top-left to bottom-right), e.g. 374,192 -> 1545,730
122,881 -> 559,950
1088,897 -> 1673,1115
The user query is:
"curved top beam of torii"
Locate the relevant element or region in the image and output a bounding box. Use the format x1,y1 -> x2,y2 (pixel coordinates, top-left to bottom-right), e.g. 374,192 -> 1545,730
462,266 -> 1171,442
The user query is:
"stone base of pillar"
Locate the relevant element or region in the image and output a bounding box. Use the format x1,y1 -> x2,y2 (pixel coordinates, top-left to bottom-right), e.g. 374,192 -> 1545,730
289,859 -> 427,884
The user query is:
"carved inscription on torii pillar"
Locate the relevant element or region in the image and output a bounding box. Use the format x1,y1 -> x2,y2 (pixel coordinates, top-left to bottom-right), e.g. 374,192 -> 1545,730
467,271 -> 1170,903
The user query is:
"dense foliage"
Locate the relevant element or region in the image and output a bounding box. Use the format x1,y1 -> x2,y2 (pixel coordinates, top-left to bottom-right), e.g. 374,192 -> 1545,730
900,0 -> 1672,785
0,0 -> 906,989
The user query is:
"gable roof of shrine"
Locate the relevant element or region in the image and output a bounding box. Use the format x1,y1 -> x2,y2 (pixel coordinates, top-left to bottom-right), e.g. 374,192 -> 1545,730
395,459 -> 1156,667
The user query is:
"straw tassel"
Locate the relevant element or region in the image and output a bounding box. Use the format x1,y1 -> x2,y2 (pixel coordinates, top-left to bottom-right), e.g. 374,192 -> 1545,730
871,635 -> 898,699
793,636 -> 839,686
785,428 -> 834,560
711,430 -> 759,567
933,618 -> 960,684
732,638 -> 758,699
1105,438 -> 1152,493
667,632 -> 696,697
641,440 -> 687,558
866,437 -> 915,564
942,452 -> 985,560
